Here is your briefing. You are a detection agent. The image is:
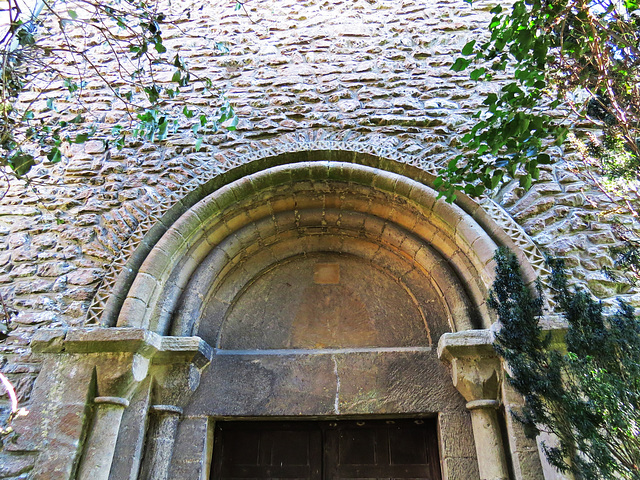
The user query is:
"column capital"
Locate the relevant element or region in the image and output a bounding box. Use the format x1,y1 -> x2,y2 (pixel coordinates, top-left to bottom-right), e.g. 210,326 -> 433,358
150,362 -> 203,409
30,327 -> 214,399
439,330 -> 510,479
438,329 -> 501,404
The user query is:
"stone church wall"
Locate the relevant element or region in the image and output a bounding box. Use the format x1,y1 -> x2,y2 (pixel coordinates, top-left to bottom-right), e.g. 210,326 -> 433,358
0,0 -> 633,478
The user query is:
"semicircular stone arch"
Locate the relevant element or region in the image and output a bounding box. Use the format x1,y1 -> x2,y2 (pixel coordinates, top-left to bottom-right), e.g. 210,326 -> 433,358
87,139 -> 549,328
100,157 -> 547,431
113,160 -> 539,338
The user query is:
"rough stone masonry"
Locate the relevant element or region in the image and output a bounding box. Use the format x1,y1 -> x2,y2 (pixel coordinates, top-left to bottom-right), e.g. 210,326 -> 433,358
0,0 -> 634,479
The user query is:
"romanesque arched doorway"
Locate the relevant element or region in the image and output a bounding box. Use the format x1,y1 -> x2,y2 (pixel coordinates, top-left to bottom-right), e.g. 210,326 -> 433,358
20,157 -> 545,480
111,160 -> 507,480
162,161 -> 481,479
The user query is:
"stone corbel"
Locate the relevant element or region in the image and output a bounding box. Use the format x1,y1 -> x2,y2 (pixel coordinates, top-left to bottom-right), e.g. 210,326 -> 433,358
438,329 -> 509,480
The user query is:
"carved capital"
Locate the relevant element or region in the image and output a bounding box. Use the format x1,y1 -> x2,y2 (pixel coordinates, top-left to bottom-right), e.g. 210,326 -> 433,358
94,352 -> 150,400
30,328 -> 213,402
149,335 -> 213,408
438,329 -> 502,404
150,363 -> 202,409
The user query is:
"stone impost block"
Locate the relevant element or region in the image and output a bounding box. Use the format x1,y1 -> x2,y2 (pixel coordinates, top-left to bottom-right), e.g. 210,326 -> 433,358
438,329 -> 495,361
153,335 -> 214,368
31,327 -> 162,355
537,315 -> 568,350
32,328 -> 214,369
30,328 -> 67,353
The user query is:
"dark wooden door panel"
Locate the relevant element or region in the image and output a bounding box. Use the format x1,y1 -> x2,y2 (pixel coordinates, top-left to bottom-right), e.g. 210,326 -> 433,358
211,419 -> 441,480
324,420 -> 441,480
213,422 -> 322,480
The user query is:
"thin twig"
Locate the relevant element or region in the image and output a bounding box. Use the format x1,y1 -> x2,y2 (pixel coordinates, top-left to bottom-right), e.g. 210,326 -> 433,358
0,372 -> 17,414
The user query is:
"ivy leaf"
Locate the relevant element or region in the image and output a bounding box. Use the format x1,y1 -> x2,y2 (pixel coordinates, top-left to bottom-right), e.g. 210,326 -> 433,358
9,154 -> 35,177
144,85 -> 160,104
157,120 -> 169,139
519,173 -> 532,190
462,40 -> 476,56
195,137 -> 203,151
64,78 -> 79,94
74,133 -> 89,144
68,9 -> 78,20
537,153 -> 551,164
154,41 -> 167,54
226,115 -> 239,131
470,68 -> 486,81
47,147 -> 62,164
490,171 -> 504,189
182,106 -> 195,119
451,57 -> 471,72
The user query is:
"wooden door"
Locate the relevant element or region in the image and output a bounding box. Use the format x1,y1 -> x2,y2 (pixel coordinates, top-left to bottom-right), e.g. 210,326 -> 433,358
324,419 -> 441,479
211,419 -> 441,480
212,422 -> 322,480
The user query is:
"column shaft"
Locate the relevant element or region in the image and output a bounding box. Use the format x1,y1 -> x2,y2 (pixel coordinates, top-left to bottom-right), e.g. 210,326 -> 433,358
77,400 -> 127,480
140,407 -> 182,480
469,406 -> 509,480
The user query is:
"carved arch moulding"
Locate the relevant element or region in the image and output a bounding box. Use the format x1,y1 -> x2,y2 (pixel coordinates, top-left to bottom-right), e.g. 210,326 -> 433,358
85,134 -> 550,328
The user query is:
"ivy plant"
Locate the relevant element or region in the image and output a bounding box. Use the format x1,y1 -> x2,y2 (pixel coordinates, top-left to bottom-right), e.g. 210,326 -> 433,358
440,0 -> 640,202
0,0 -> 238,193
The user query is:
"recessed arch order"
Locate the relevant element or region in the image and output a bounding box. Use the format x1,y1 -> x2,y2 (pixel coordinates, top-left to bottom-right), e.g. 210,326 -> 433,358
112,159 -> 538,340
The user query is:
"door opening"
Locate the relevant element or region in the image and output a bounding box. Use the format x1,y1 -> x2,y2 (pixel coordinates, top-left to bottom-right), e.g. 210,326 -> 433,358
211,418 -> 441,480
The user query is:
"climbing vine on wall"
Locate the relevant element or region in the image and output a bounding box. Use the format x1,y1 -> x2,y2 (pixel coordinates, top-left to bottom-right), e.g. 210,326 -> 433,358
0,0 -> 237,194
490,248 -> 640,479
440,0 -> 640,206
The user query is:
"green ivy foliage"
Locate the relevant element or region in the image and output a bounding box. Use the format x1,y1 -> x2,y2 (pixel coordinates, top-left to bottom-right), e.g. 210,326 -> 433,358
440,0 -> 640,202
490,248 -> 640,479
0,0 -> 238,184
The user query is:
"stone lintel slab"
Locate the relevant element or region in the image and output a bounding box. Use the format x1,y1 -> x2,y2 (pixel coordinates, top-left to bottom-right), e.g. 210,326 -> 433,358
184,348 -> 467,417
31,327 -> 213,367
